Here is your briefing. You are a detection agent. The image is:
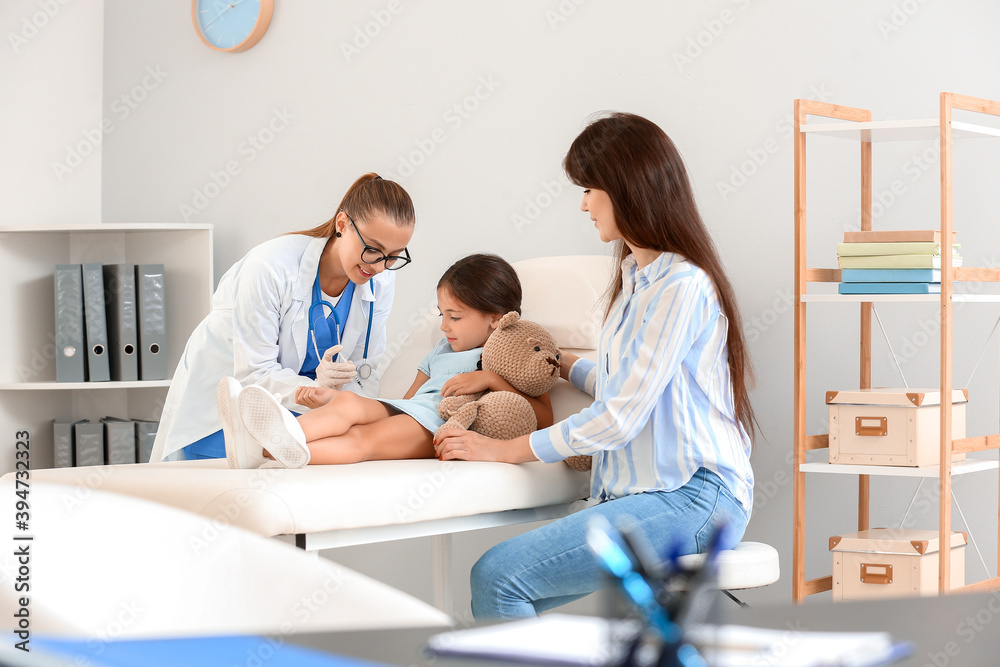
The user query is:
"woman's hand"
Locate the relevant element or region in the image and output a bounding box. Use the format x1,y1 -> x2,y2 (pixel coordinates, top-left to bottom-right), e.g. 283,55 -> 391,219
434,430 -> 537,463
558,350 -> 580,381
440,370 -> 498,398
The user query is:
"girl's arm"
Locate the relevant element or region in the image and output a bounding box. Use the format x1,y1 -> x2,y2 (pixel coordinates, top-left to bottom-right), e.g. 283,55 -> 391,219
402,371 -> 430,400
441,371 -> 554,427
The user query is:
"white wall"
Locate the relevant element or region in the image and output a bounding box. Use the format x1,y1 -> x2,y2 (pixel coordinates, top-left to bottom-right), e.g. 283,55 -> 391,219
16,0 -> 1000,621
1,0 -> 104,224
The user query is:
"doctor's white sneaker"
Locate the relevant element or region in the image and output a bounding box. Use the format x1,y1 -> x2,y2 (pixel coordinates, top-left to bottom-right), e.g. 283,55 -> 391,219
219,377 -> 264,469
238,385 -> 311,469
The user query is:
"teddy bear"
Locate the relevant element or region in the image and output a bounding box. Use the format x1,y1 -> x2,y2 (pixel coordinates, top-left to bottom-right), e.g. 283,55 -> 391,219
435,311 -> 592,472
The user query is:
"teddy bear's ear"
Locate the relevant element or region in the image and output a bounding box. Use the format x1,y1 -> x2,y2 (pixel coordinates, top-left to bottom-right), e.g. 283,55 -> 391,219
499,311 -> 520,329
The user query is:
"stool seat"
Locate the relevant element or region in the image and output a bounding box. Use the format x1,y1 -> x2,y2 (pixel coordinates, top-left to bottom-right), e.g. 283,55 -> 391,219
675,541 -> 780,591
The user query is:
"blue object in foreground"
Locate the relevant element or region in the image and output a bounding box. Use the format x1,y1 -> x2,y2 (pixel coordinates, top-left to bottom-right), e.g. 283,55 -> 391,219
31,635 -> 390,667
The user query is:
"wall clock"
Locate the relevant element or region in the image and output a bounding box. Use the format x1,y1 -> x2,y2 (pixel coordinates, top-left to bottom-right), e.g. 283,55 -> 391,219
192,0 -> 274,53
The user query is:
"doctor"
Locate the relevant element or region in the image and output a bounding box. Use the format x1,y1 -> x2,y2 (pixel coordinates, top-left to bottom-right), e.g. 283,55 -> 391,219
149,173 -> 415,462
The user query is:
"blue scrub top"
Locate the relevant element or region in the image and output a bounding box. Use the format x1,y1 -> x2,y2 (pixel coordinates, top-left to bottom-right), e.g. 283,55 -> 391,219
300,276 -> 356,380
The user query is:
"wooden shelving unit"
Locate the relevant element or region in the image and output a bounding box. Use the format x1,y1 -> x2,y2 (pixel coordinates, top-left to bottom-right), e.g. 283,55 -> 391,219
792,94 -> 1000,602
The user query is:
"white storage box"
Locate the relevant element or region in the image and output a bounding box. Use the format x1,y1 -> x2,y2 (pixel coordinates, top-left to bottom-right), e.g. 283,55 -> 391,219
827,388 -> 967,466
830,528 -> 966,601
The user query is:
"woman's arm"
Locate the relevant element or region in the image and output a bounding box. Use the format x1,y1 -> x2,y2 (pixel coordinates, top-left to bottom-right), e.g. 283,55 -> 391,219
434,431 -> 537,464
441,371 -> 553,427
559,350 -> 579,381
530,275 -> 712,463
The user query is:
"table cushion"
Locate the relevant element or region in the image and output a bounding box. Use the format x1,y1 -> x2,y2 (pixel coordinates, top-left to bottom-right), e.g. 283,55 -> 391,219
13,458 -> 590,537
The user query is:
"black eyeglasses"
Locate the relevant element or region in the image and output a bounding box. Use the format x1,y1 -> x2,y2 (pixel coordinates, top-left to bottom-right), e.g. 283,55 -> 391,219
345,214 -> 411,270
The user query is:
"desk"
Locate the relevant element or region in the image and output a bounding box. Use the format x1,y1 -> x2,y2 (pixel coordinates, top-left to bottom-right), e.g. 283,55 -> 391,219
287,590 -> 1000,666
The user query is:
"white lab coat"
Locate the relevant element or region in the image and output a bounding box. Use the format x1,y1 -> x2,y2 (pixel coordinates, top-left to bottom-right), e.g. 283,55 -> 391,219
149,234 -> 394,462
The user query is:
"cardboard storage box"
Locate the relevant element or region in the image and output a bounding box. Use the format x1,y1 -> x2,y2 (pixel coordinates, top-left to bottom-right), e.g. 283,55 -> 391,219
827,388 -> 967,466
830,528 -> 966,601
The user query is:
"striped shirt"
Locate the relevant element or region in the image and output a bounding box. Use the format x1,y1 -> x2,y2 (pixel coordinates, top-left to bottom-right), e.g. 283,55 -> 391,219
529,252 -> 754,512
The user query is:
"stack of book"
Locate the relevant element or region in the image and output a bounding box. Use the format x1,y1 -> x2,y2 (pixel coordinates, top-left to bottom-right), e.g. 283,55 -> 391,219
837,230 -> 961,294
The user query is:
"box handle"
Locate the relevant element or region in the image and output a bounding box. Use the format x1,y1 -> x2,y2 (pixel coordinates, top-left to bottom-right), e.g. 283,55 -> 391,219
855,416 -> 887,437
860,563 -> 893,584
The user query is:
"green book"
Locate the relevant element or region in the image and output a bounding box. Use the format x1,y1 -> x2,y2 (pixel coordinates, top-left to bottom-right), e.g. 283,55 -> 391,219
837,242 -> 960,257
838,254 -> 963,269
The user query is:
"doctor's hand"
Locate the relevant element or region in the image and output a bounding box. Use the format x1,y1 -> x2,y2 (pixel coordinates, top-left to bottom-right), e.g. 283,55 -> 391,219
316,345 -> 357,388
434,430 -> 538,464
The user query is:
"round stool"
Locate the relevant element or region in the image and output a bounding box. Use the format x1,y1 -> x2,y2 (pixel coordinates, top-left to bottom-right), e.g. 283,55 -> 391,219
675,541 -> 780,606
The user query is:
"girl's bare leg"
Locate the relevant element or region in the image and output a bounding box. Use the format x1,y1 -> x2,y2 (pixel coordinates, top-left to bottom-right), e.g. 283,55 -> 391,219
296,392 -> 392,441
307,414 -> 434,465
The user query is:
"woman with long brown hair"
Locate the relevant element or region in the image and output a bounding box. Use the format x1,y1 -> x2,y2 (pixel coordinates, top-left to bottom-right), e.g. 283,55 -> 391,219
435,113 -> 756,618
150,173 -> 416,463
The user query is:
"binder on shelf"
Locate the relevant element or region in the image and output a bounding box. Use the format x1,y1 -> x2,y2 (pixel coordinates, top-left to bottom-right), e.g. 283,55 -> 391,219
54,264 -> 86,383
101,417 -> 137,465
82,262 -> 110,382
133,419 -> 159,463
103,264 -> 139,382
73,421 -> 105,467
136,264 -> 168,381
52,419 -> 86,469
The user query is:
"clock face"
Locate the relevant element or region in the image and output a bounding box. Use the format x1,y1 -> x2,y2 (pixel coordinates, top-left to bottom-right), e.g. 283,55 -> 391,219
192,0 -> 273,52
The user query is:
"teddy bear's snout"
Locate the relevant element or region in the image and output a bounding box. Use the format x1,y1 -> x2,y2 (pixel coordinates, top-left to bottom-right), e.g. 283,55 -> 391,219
545,356 -> 559,373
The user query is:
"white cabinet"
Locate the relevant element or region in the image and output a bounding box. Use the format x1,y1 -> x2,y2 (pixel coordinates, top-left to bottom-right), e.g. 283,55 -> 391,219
0,224 -> 213,471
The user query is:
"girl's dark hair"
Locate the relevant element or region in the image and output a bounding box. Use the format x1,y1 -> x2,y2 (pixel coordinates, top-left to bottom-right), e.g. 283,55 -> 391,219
293,172 -> 415,237
564,112 -> 757,440
437,254 -> 522,316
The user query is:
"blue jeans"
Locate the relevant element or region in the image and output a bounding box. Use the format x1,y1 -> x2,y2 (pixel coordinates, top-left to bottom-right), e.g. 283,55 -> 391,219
470,467 -> 749,620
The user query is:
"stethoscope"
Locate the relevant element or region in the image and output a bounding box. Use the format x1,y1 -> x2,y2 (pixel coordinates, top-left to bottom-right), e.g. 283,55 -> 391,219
309,280 -> 375,385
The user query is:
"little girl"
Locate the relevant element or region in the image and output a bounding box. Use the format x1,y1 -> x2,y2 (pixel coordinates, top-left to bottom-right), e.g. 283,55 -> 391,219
221,254 -> 554,468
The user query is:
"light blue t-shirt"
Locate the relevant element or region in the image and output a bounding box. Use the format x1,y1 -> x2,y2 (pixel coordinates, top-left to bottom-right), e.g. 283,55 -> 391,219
380,339 -> 483,433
